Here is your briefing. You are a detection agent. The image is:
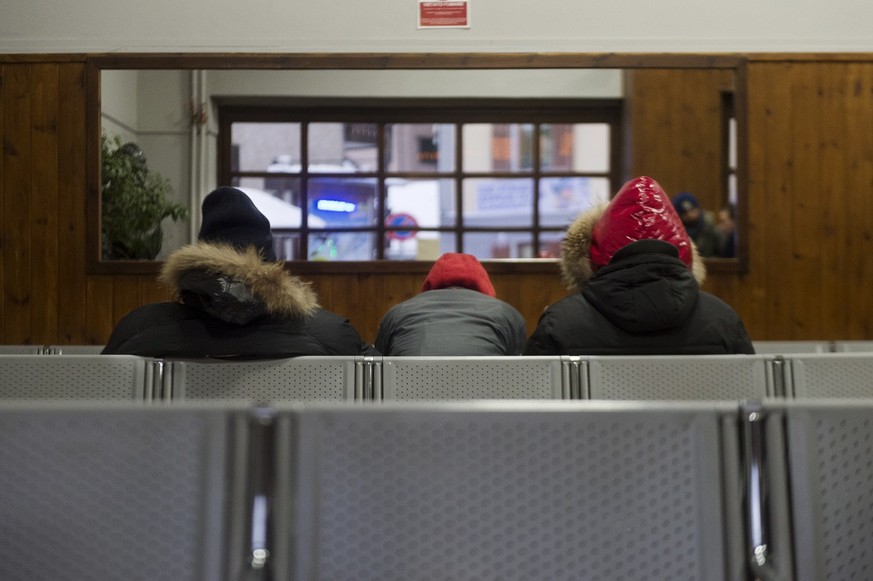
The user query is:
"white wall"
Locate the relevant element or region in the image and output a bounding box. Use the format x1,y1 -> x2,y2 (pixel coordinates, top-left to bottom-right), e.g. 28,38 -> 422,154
1,0 -> 871,53
206,69 -> 624,99
101,70 -> 193,257
100,70 -> 138,140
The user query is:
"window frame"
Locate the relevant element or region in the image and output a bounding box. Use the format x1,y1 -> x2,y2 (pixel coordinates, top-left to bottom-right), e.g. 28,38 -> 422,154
216,97 -> 623,261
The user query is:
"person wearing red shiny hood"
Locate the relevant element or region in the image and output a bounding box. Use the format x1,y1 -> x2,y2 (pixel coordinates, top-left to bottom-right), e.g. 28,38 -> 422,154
524,176 -> 754,356
375,252 -> 527,356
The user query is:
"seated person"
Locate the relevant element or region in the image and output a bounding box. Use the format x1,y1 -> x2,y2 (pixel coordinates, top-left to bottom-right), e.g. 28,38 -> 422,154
672,191 -> 723,257
524,176 -> 754,356
102,187 -> 377,358
375,253 -> 527,356
716,203 -> 737,258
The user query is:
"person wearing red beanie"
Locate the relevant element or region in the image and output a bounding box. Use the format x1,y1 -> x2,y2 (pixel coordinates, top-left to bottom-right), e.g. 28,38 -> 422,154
376,253 -> 527,355
525,176 -> 753,355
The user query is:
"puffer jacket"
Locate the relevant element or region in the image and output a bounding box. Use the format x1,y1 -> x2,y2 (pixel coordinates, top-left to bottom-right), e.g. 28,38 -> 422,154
524,203 -> 754,356
102,242 -> 378,358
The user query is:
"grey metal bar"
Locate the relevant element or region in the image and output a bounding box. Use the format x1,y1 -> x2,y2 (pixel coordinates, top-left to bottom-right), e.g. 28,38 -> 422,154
742,405 -> 785,581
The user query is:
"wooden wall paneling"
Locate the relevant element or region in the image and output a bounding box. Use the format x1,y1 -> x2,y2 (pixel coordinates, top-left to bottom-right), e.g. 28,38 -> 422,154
298,271 -> 330,311
746,63 -> 795,339
328,273 -> 367,339
489,272 -> 520,304
111,276 -> 143,324
673,70 -> 729,214
31,63 -> 60,344
626,69 -> 727,213
626,70 -> 672,185
85,277 -> 117,344
843,63 -> 873,337
818,64 -> 851,338
492,267 -> 566,338
355,273 -> 378,345
56,63 -> 89,343
140,273 -> 171,304
788,64 -> 827,338
302,271 -> 371,339
3,64 -> 34,344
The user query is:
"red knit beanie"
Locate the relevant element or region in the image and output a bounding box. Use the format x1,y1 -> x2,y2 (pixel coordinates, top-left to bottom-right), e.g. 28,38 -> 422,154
421,253 -> 497,297
589,176 -> 693,270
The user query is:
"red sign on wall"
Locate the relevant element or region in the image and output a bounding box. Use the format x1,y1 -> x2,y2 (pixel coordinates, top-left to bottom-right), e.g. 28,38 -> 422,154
418,0 -> 470,28
385,213 -> 419,240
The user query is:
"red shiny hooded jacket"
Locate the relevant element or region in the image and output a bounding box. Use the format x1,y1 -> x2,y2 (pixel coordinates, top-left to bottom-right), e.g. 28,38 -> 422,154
421,253 -> 496,297
589,176 -> 693,271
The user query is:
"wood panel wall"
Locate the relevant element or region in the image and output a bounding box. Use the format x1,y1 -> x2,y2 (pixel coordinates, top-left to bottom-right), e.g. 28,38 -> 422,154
3,56 -> 873,346
710,59 -> 873,340
626,68 -> 735,214
1,60 -> 174,345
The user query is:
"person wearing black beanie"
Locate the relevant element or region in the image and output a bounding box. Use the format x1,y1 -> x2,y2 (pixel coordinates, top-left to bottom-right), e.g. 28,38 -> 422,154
102,187 -> 378,359
198,186 -> 278,261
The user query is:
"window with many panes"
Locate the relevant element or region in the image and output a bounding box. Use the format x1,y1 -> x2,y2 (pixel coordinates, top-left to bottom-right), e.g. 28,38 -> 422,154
218,99 -> 622,261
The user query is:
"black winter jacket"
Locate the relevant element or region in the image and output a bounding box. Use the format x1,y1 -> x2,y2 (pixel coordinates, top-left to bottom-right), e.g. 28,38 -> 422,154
102,242 -> 377,359
524,242 -> 754,355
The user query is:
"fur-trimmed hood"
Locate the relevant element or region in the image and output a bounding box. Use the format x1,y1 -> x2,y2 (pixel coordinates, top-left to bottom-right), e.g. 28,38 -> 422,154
561,203 -> 707,292
160,242 -> 319,320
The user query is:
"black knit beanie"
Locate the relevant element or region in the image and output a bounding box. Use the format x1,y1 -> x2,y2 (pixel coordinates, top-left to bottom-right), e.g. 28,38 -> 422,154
198,187 -> 277,261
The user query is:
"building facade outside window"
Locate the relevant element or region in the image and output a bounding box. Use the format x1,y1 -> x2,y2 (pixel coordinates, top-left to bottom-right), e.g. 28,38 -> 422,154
218,99 -> 622,261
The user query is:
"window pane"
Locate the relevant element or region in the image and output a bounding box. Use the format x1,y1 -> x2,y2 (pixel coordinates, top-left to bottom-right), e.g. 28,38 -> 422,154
536,231 -> 565,259
308,178 -> 379,227
728,173 -> 737,206
384,231 -> 450,261
263,175 -> 302,206
308,231 -> 377,261
234,184 -> 311,229
272,234 -> 302,261
539,177 -> 611,227
463,231 -> 533,259
386,124 -> 456,172
236,177 -> 304,207
308,123 -> 377,172
386,179 -> 454,229
541,123 -> 610,172
231,122 -> 300,172
462,123 -> 533,172
462,178 -> 534,228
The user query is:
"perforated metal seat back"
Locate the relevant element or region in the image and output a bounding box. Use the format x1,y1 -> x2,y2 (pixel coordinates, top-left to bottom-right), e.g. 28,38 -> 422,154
833,340 -> 873,352
0,345 -> 43,354
753,340 -> 833,354
782,400 -> 873,581
0,354 -> 147,400
46,344 -> 106,355
174,356 -> 358,402
293,402 -> 737,581
381,356 -> 565,399
788,353 -> 873,398
0,403 -> 242,581
587,355 -> 771,400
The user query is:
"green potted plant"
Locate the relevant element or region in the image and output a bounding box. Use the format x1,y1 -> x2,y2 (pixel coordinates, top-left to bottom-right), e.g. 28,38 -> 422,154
101,134 -> 190,260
